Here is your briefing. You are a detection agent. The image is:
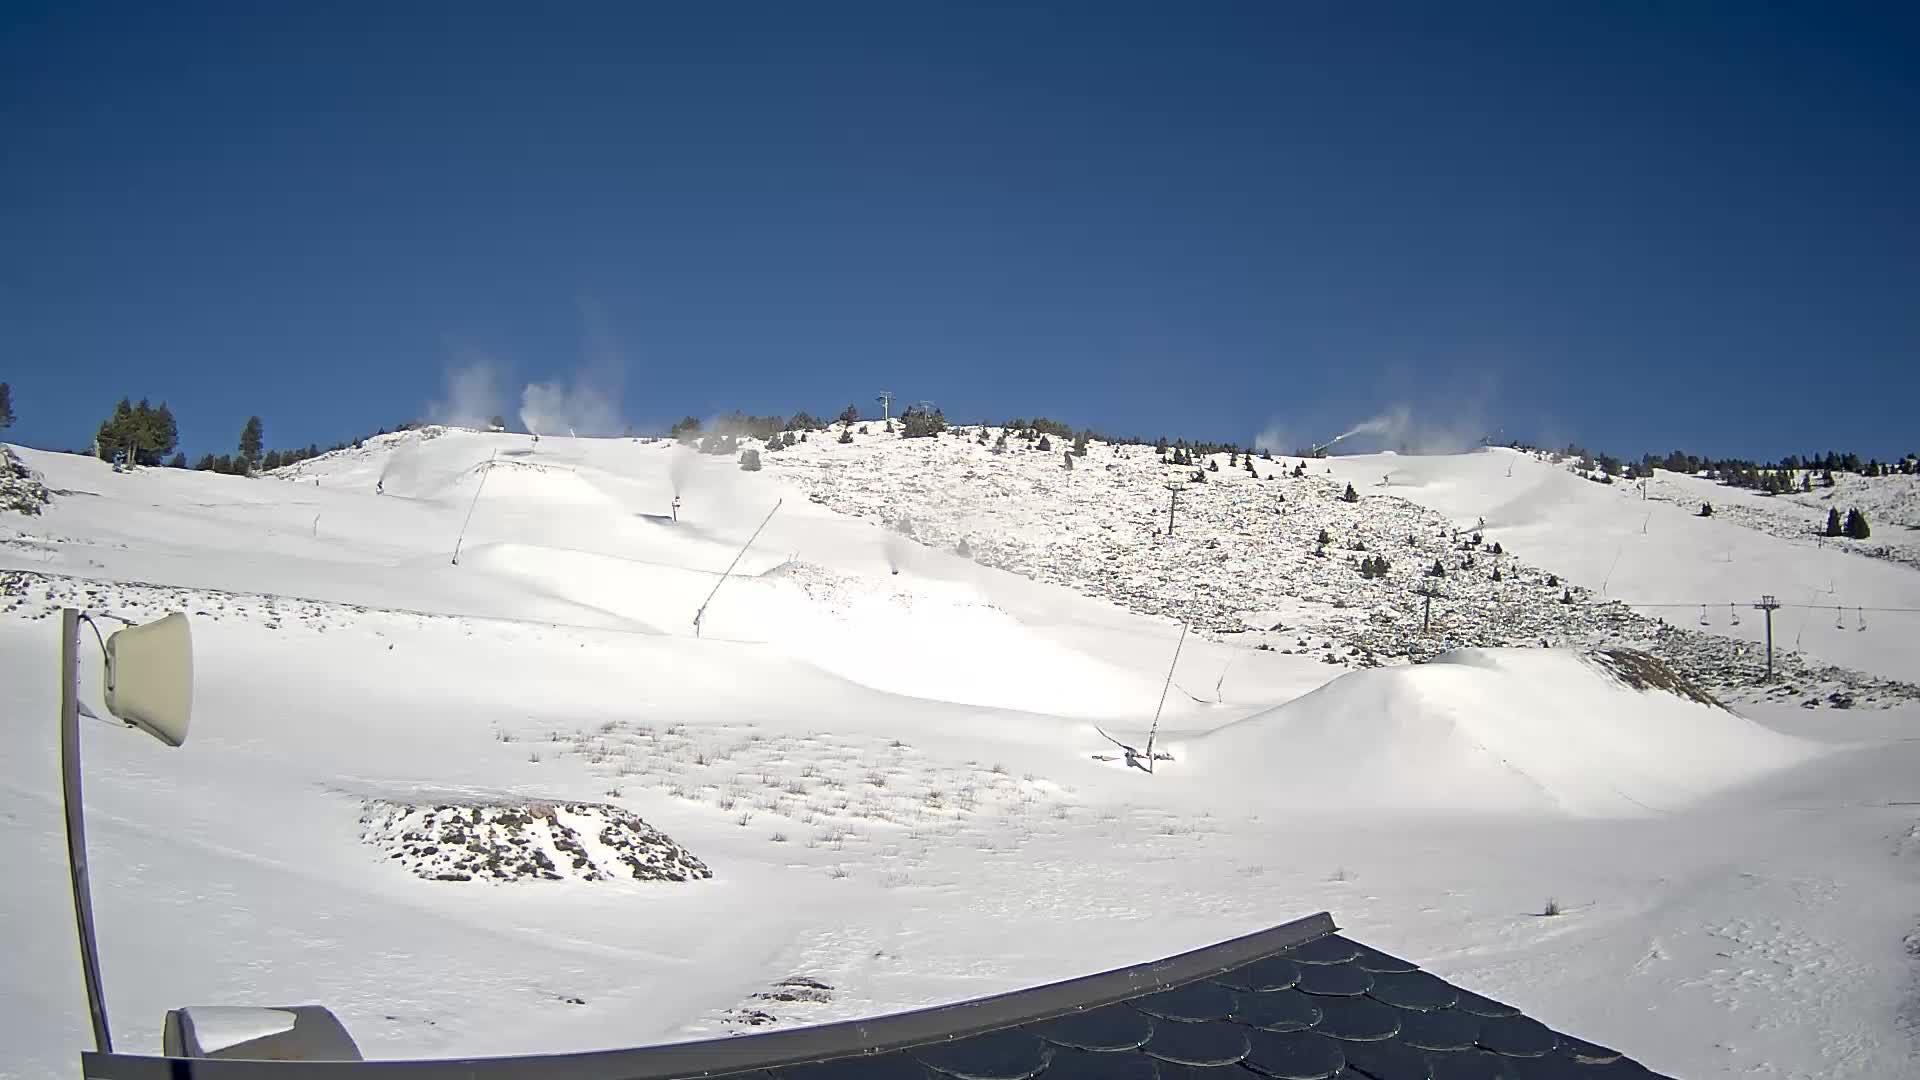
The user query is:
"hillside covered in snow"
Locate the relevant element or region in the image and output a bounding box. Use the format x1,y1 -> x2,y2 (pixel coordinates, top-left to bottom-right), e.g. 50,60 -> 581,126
2,424 -> 1917,1079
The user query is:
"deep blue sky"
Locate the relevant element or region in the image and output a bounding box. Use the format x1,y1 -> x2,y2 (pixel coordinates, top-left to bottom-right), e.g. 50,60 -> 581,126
3,2 -> 1915,460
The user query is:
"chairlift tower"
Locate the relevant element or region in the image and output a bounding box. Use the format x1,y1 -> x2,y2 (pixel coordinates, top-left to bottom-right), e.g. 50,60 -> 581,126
1753,595 -> 1781,678
877,391 -> 894,422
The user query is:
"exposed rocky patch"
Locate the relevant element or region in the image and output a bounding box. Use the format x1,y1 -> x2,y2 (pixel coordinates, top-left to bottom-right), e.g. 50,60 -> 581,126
0,447 -> 51,515
359,799 -> 711,884
718,976 -> 836,1031
764,431 -> 1920,710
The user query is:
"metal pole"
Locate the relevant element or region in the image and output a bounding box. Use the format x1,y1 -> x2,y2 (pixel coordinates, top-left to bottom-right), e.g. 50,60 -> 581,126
693,500 -> 783,637
1142,622 -> 1188,774
451,451 -> 496,565
61,608 -> 113,1053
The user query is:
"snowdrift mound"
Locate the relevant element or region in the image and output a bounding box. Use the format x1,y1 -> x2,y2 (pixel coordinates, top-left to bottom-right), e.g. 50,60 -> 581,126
426,458 -> 619,508
1184,648 -> 1817,817
360,800 -> 711,883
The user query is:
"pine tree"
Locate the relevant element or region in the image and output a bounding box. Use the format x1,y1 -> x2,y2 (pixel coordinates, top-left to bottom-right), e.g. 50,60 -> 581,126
167,452 -> 187,468
738,448 -> 762,472
238,416 -> 264,468
194,453 -> 216,471
1341,482 -> 1359,503
1845,508 -> 1870,540
1561,587 -> 1575,604
838,404 -> 860,427
0,382 -> 12,429
96,398 -> 134,461
1037,435 -> 1052,452
1429,559 -> 1446,577
147,403 -> 178,465
1492,565 -> 1503,582
1825,507 -> 1843,537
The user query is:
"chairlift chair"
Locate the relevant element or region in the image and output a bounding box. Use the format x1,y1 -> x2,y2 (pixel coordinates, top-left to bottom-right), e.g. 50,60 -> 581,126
1729,603 -> 1740,626
1698,605 -> 1709,626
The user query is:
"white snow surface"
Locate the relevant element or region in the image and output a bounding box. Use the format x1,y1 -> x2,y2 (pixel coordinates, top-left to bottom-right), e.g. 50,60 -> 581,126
1,428 -> 1916,1079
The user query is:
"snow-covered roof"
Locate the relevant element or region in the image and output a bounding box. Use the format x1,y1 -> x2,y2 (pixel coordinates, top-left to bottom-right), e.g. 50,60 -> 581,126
81,911 -> 1666,1078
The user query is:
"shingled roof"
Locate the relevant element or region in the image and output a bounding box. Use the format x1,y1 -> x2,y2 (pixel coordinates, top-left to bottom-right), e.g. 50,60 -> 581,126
82,912 -> 1669,1079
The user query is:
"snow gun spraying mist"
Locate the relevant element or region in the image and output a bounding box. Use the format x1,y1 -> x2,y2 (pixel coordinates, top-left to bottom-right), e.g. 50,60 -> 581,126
667,448 -> 697,522
1308,409 -> 1407,457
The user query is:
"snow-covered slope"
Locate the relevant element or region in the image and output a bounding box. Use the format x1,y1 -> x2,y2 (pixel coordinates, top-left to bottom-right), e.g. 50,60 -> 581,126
2,427 -> 1917,1079
1321,447 -> 1920,685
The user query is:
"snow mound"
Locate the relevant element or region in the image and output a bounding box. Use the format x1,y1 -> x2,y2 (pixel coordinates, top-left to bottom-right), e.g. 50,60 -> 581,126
1183,648 -> 1819,817
360,800 -> 711,883
434,458 -> 618,508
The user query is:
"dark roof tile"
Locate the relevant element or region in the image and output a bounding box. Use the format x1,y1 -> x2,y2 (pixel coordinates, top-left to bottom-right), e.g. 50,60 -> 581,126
1229,987 -> 1323,1032
1023,1003 -> 1153,1051
1243,1028 -> 1348,1079
1394,1008 -> 1482,1052
1216,956 -> 1304,993
1424,1048 -> 1520,1080
1311,996 -> 1402,1042
1474,1016 -> 1558,1058
1451,990 -> 1523,1019
1034,1046 -> 1158,1079
1134,980 -> 1241,1022
1349,947 -> 1422,974
1297,963 -> 1375,997
1139,1019 -> 1252,1067
1366,971 -> 1460,1013
1338,1036 -> 1436,1080
911,1028 -> 1050,1080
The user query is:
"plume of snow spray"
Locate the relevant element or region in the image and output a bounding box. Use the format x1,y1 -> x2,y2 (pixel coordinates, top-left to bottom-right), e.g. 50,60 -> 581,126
668,447 -> 697,498
427,354 -> 509,430
883,516 -> 915,575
